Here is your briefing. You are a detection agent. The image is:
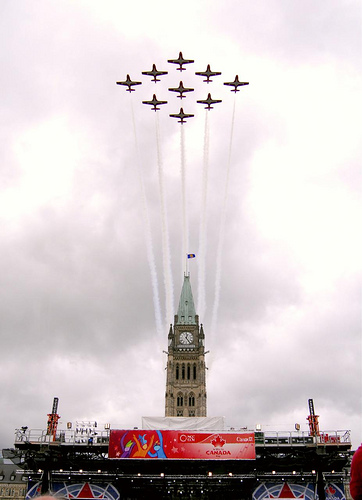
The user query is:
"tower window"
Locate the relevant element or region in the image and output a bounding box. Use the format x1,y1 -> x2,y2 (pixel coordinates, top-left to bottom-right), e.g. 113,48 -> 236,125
177,394 -> 183,407
193,364 -> 197,380
182,364 -> 185,380
188,393 -> 195,407
187,364 -> 191,380
176,364 -> 179,380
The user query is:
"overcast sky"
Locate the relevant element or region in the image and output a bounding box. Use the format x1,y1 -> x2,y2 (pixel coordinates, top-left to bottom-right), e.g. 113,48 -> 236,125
0,1 -> 361,451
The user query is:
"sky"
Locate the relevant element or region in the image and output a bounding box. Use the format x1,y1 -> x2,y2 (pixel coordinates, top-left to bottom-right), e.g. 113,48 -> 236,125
0,0 -> 361,451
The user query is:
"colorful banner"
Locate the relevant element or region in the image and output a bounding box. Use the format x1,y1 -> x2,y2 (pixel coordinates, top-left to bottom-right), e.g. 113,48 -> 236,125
253,482 -> 345,500
109,430 -> 255,460
26,482 -> 120,499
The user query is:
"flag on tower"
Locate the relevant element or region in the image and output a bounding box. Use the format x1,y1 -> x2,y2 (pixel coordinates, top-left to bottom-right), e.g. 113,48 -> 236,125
187,254 -> 196,259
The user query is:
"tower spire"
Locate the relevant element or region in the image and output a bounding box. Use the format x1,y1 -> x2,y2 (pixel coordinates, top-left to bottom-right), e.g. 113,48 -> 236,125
176,274 -> 197,325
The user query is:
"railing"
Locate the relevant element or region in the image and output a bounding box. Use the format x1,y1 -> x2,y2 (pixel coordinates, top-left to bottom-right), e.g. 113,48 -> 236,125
15,428 -> 110,445
255,430 -> 351,446
15,428 -> 351,447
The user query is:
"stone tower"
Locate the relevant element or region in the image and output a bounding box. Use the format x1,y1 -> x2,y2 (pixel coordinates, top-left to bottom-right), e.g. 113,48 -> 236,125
165,274 -> 207,417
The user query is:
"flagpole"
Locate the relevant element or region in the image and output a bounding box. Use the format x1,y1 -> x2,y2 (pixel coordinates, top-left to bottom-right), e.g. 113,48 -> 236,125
185,253 -> 195,276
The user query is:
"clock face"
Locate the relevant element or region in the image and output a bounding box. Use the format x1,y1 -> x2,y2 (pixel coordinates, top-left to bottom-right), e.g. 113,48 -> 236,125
179,331 -> 193,344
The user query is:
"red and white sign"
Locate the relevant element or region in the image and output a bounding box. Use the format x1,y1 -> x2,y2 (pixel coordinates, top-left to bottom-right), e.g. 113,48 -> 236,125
109,429 -> 255,460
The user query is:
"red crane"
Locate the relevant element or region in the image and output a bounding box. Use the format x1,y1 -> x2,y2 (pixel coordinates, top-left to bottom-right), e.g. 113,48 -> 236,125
46,397 -> 60,441
307,398 -> 320,437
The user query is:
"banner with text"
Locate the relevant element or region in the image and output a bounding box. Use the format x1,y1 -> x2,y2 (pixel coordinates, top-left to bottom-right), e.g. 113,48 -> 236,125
109,430 -> 255,460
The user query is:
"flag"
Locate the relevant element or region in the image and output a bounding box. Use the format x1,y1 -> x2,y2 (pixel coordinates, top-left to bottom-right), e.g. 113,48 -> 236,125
187,254 -> 196,259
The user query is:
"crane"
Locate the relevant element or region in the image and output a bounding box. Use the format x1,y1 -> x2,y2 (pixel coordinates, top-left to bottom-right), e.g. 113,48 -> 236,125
307,398 -> 320,437
46,397 -> 60,441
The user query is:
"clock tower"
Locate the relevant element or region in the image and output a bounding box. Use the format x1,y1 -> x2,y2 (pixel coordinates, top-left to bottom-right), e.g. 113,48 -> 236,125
165,274 -> 207,417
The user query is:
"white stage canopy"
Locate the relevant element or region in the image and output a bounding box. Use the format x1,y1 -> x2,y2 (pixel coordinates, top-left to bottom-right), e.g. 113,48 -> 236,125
142,416 -> 225,431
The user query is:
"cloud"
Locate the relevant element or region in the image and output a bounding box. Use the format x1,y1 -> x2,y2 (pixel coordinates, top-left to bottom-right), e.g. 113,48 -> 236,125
0,0 -> 360,452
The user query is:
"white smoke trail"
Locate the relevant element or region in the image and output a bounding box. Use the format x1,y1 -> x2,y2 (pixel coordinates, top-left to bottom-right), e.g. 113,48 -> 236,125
130,97 -> 163,339
180,125 -> 189,275
197,110 -> 210,319
155,113 -> 174,324
211,97 -> 236,338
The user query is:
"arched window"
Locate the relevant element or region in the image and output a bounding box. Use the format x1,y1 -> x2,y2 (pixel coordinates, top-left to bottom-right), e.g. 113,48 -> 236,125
187,364 -> 191,380
182,364 -> 185,380
176,364 -> 179,380
177,393 -> 183,407
188,393 -> 195,407
193,363 -> 197,380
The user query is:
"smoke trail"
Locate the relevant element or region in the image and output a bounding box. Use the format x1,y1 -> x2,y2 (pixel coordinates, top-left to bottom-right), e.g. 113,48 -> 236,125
155,113 -> 174,324
211,97 -> 236,338
197,110 -> 210,319
130,97 -> 163,339
180,125 -> 189,274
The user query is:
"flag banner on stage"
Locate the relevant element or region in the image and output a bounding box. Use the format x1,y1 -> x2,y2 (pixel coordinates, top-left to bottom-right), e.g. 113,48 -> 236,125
109,430 -> 255,460
187,254 -> 196,259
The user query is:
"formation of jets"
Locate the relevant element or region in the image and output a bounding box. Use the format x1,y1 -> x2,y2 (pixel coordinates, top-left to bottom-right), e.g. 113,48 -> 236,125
169,108 -> 194,124
167,52 -> 194,71
197,93 -> 222,110
195,64 -> 221,83
168,81 -> 194,99
116,74 -> 142,92
116,54 -> 249,123
142,94 -> 168,111
142,64 -> 168,83
224,75 -> 249,92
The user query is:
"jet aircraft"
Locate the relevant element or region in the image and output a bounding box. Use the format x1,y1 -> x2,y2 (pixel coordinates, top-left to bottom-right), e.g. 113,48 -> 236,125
116,74 -> 142,92
169,108 -> 194,124
168,81 -> 194,99
223,75 -> 249,92
196,93 -> 222,110
195,64 -> 222,83
167,52 -> 194,71
142,64 -> 168,83
142,94 -> 168,111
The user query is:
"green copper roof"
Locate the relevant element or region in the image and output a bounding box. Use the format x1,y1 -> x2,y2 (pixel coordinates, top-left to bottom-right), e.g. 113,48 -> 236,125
176,274 -> 197,325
